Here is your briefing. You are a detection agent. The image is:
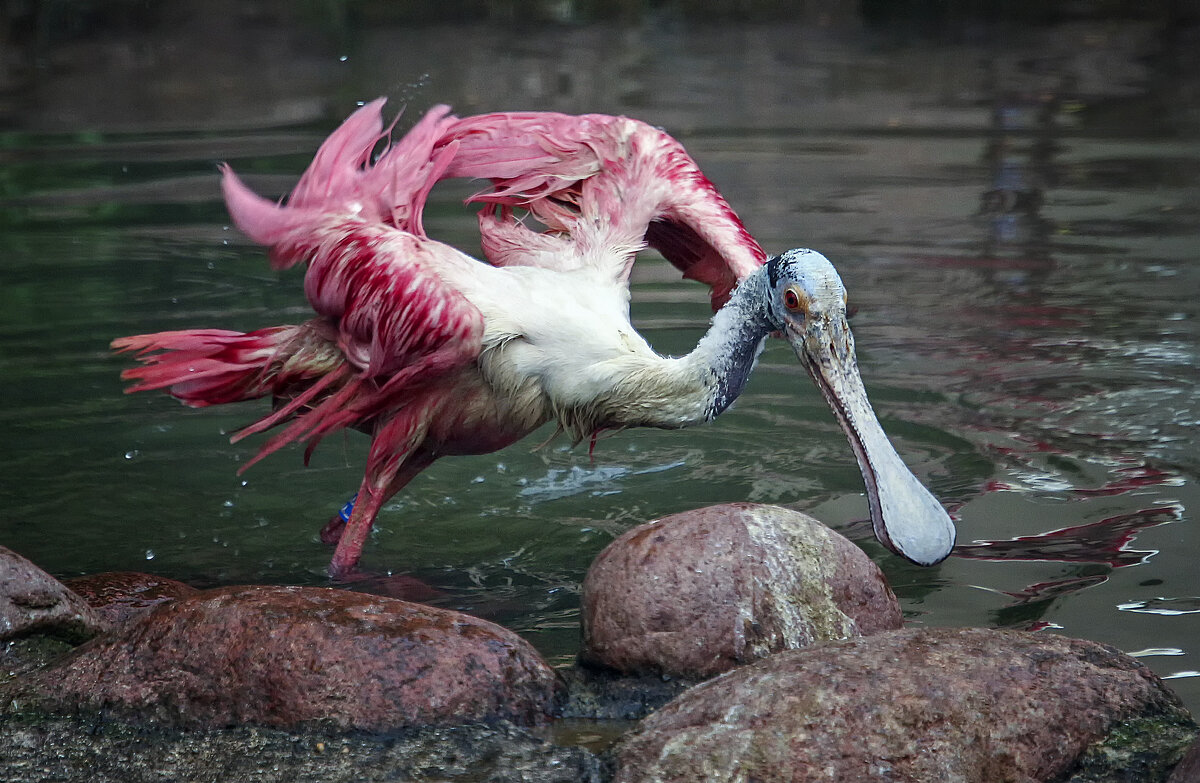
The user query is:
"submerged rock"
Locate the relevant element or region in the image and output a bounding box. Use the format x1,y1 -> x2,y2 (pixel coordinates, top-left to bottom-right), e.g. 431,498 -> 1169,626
62,572 -> 199,626
612,627 -> 1197,783
581,503 -> 901,679
0,547 -> 108,644
7,585 -> 560,731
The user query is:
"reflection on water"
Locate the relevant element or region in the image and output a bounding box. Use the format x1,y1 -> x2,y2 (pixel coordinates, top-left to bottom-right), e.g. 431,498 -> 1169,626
954,505 -> 1178,569
1121,598 -> 1200,617
2,4 -> 1200,708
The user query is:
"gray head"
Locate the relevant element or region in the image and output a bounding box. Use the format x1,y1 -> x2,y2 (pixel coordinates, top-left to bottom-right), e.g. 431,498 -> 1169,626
765,248 -> 955,566
765,248 -> 848,329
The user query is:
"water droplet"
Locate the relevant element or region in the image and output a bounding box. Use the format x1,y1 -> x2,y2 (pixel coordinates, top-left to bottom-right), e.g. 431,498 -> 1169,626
145,549 -> 155,560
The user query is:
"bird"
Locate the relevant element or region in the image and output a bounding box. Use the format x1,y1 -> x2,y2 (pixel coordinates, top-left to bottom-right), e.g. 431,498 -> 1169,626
113,99 -> 955,578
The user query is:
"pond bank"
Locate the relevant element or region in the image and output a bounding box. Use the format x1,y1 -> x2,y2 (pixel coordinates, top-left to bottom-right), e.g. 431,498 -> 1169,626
4,505 -> 1198,782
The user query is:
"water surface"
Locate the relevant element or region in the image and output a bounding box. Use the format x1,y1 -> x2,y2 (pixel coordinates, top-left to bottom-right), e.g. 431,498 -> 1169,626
3,9 -> 1200,713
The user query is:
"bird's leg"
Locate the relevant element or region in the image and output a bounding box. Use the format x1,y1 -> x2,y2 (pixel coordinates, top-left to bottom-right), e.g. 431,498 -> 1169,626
327,450 -> 435,579
319,494 -> 359,545
328,483 -> 387,579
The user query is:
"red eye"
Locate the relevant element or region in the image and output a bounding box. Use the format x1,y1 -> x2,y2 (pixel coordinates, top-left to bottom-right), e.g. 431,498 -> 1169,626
783,288 -> 802,311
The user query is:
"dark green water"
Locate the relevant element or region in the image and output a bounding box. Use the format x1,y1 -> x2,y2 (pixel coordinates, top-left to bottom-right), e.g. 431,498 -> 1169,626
3,8 -> 1200,714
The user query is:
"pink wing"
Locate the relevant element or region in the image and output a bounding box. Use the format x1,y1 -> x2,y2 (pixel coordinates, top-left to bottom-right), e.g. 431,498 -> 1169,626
222,99 -> 460,255
216,102 -> 484,475
437,112 -> 766,309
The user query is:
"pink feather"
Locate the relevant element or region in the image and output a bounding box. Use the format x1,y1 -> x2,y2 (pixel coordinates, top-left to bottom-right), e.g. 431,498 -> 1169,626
114,98 -> 769,576
436,111 -> 766,307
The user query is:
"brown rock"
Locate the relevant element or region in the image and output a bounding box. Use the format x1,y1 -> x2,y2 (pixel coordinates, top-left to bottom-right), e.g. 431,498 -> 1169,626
13,585 -> 560,731
0,546 -> 108,643
1170,735 -> 1200,783
62,571 -> 199,626
581,503 -> 901,679
613,627 -> 1197,783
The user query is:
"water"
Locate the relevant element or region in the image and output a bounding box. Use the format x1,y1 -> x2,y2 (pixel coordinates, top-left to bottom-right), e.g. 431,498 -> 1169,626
3,8 -> 1200,713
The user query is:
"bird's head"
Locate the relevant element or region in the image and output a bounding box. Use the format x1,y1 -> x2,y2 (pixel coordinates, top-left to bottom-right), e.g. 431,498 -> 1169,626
765,248 -> 956,566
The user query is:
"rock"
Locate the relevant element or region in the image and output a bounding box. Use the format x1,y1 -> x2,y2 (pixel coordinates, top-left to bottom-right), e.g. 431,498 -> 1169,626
0,713 -> 605,783
557,664 -> 694,721
613,627 -> 1197,783
1169,734 -> 1200,783
1069,712 -> 1200,783
62,572 -> 199,626
7,585 -> 560,731
581,503 -> 901,679
1,636 -> 75,683
0,547 -> 108,643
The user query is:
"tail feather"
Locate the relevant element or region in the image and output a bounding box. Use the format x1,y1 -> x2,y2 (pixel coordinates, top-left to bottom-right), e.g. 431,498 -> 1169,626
113,322 -> 420,478
232,363 -> 358,474
112,328 -> 290,406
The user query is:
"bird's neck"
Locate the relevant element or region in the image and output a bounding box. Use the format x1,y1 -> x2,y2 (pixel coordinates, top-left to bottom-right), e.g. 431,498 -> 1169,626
595,266 -> 773,433
685,265 -> 774,420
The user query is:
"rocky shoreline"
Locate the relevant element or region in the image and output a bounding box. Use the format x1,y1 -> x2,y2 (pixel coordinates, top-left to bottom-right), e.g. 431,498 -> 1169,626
3,504 -> 1197,782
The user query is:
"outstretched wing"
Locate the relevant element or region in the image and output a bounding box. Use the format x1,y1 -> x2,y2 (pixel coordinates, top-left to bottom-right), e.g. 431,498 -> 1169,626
222,99 -> 460,256
437,111 -> 766,309
217,102 -> 485,475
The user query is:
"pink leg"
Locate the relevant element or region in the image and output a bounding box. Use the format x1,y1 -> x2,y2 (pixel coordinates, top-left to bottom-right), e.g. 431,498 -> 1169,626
327,451 -> 435,579
328,484 -> 385,579
319,495 -> 359,545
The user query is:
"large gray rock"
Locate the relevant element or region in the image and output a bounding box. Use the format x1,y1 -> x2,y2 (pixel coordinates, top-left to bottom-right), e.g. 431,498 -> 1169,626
0,546 -> 108,643
581,503 -> 901,679
613,627 -> 1197,783
8,585 -> 560,731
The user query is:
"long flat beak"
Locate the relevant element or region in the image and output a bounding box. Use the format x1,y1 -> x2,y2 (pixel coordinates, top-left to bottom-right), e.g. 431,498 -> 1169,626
784,316 -> 955,566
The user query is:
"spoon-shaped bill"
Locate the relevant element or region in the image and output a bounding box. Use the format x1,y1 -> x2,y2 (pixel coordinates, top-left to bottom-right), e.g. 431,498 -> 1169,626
784,315 -> 955,566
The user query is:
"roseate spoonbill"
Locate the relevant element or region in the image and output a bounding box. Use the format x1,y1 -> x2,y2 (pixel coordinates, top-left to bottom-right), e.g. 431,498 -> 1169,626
113,100 -> 955,576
